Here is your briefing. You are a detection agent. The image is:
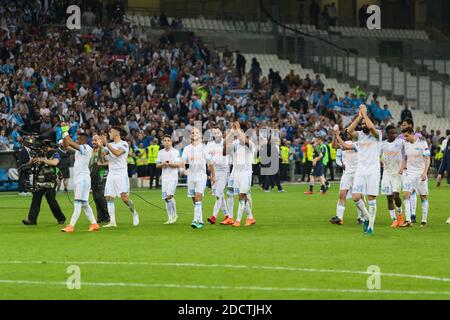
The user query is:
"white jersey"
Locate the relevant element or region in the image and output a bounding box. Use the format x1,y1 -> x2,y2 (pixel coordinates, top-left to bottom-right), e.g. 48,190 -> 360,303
355,130 -> 382,175
206,139 -> 229,174
381,138 -> 405,175
405,138 -> 430,175
340,141 -> 358,175
157,147 -> 181,180
231,140 -> 255,174
73,144 -> 93,178
105,140 -> 129,176
181,143 -> 211,177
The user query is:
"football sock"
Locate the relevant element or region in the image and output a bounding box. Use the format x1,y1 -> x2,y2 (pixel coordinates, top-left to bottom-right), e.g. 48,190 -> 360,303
221,196 -> 229,217
421,199 -> 429,223
389,209 -> 396,221
354,199 -> 369,220
213,196 -> 221,218
404,198 -> 411,222
194,201 -> 203,223
165,199 -> 171,220
237,200 -> 245,222
107,200 -> 116,224
336,201 -> 345,220
226,194 -> 234,219
411,191 -> 417,217
368,199 -> 377,229
169,198 -> 177,218
245,196 -> 253,219
82,201 -> 97,224
70,200 -> 83,226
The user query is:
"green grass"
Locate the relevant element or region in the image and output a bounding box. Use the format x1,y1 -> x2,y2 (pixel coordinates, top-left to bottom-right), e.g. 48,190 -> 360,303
0,181 -> 449,300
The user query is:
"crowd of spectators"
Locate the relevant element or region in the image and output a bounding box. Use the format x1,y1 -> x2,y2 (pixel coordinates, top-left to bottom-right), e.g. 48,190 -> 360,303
0,0 -> 447,186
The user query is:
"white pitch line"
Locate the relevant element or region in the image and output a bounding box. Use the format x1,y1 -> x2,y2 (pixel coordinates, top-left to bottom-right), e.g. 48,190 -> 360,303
0,279 -> 449,296
1,260 -> 450,283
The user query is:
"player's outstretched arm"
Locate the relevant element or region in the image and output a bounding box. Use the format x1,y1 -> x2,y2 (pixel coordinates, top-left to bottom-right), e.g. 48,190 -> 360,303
360,104 -> 379,138
346,114 -> 362,139
332,128 -> 354,150
62,125 -> 81,151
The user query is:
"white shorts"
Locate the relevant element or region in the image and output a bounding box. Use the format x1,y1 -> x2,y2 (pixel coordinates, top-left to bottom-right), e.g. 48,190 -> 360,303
161,178 -> 177,199
187,175 -> 207,197
104,174 -> 129,198
381,173 -> 402,195
73,176 -> 91,201
212,172 -> 229,197
339,173 -> 355,191
402,172 -> 428,195
353,172 -> 380,196
232,171 -> 252,195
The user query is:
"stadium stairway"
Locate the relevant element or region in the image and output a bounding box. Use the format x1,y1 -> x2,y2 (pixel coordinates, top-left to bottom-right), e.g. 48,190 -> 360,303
243,53 -> 450,131
310,55 -> 450,127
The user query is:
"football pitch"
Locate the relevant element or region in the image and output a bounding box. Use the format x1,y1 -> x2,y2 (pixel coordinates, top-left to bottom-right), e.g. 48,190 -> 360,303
0,182 -> 449,300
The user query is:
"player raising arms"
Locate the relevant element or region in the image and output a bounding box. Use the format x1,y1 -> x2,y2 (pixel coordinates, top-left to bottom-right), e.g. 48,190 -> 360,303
181,127 -> 216,229
101,127 -> 139,227
381,125 -> 406,228
347,104 -> 382,235
225,121 -> 256,227
206,126 -> 232,225
60,126 -> 99,233
329,127 -> 363,225
400,127 -> 431,228
156,134 -> 181,224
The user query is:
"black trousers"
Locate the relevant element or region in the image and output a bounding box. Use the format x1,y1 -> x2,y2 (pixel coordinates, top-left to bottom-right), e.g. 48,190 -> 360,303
18,171 -> 29,193
301,161 -> 313,181
326,160 -> 335,181
263,172 -> 283,191
148,163 -> 160,188
27,188 -> 66,224
92,181 -> 109,222
280,163 -> 289,181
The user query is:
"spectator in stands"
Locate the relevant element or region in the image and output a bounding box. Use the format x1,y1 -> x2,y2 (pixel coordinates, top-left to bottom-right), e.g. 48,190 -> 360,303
82,7 -> 96,26
400,104 -> 413,123
11,124 -> 22,151
327,3 -> 337,27
159,12 -> 169,28
0,129 -> 9,150
309,0 -> 320,28
359,4 -> 369,27
236,51 -> 246,77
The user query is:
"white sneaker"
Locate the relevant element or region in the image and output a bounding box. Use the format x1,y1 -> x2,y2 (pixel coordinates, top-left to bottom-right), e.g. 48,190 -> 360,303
164,220 -> 171,225
18,192 -> 26,197
446,217 -> 450,224
133,212 -> 139,226
103,222 -> 117,228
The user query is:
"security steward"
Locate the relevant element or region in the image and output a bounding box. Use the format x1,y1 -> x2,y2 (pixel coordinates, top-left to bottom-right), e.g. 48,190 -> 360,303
22,140 -> 66,225
147,138 -> 160,189
90,135 -> 110,223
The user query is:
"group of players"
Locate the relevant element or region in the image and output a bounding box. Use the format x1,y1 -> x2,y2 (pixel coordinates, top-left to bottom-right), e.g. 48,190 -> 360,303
59,121 -> 256,232
329,104 -> 432,234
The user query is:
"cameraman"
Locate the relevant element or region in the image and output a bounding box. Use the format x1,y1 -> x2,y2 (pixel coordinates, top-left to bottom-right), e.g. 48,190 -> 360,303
22,144 -> 66,226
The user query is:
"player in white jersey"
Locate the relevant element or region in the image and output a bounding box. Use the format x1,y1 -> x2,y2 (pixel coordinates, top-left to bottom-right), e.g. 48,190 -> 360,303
329,128 -> 363,225
60,129 -> 99,233
399,118 -> 421,222
347,104 -> 382,235
225,122 -> 256,227
181,127 -> 216,229
101,127 -> 139,227
399,127 -> 431,227
206,127 -> 232,225
381,125 -> 406,228
156,135 -> 180,224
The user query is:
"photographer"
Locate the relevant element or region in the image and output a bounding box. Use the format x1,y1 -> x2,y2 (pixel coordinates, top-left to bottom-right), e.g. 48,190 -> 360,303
22,142 -> 66,226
